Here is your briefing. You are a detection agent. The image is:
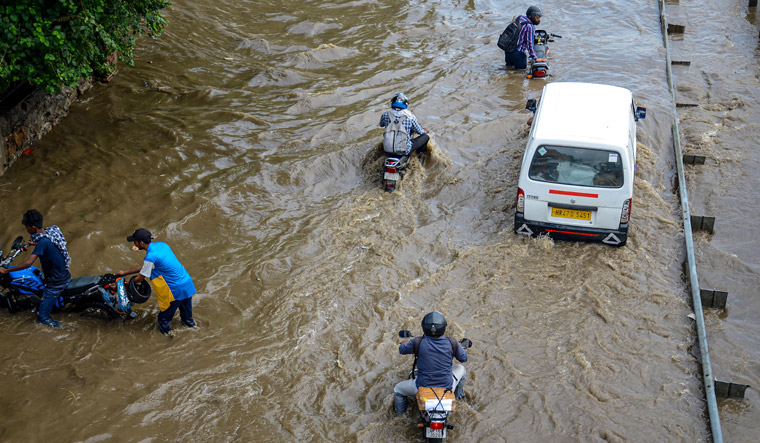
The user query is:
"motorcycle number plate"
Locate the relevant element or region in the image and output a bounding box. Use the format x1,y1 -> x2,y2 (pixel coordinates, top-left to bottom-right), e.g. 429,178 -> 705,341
426,427 -> 445,439
384,172 -> 400,181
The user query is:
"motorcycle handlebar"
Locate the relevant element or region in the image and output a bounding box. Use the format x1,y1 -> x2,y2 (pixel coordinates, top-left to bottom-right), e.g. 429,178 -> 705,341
398,330 -> 474,348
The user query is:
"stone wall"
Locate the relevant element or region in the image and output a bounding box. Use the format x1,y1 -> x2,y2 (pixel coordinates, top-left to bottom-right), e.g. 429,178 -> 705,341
0,78 -> 93,177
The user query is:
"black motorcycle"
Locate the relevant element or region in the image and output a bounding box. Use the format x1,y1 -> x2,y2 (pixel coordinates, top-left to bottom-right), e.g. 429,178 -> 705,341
528,30 -> 561,79
398,329 -> 473,442
0,236 -> 151,320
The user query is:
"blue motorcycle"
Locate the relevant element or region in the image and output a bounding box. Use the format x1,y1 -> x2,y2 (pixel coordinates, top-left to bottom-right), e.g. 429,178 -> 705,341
0,236 -> 151,320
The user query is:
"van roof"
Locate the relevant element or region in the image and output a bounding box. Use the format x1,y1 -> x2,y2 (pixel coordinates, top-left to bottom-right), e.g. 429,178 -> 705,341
533,82 -> 633,149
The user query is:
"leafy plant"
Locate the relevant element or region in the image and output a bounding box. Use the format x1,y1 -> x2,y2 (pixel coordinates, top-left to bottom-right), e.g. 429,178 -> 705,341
0,0 -> 171,95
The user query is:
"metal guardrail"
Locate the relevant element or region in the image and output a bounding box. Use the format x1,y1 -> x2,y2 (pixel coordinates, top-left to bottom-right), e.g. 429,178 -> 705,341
658,1 -> 723,441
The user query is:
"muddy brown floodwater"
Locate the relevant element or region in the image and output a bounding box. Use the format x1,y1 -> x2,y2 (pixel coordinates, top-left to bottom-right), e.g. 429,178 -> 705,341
1,0 -> 758,441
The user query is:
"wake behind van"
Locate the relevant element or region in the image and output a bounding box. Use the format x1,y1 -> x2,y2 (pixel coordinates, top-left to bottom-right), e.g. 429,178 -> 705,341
514,82 -> 646,246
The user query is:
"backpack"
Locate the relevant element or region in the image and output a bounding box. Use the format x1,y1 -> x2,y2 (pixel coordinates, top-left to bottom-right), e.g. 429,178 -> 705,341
497,16 -> 525,52
383,110 -> 410,155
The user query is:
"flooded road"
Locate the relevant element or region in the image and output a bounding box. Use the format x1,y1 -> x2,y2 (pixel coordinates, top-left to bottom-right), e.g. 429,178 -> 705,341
0,0 -> 757,441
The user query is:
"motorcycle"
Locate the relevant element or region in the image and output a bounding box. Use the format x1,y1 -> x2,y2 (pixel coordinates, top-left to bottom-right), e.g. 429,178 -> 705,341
382,154 -> 409,193
0,236 -> 151,320
398,329 -> 473,442
527,30 -> 561,79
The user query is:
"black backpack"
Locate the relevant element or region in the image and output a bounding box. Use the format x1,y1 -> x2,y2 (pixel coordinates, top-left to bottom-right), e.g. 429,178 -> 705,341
497,16 -> 525,52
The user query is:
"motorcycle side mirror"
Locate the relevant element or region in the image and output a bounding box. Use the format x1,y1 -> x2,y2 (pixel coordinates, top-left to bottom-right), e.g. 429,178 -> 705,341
526,99 -> 537,113
459,338 -> 473,349
11,236 -> 24,251
635,107 -> 647,121
399,329 -> 412,339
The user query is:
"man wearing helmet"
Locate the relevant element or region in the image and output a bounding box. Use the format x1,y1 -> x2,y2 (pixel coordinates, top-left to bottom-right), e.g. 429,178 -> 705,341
379,92 -> 429,156
393,311 -> 468,414
504,5 -> 543,70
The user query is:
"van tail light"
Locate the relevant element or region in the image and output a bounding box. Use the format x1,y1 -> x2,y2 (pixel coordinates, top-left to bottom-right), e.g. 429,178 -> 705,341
620,198 -> 632,224
517,188 -> 525,213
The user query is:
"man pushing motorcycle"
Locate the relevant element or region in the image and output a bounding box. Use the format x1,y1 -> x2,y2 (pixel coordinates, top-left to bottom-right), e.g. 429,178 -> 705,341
0,210 -> 71,327
115,228 -> 196,335
394,311 -> 468,414
503,5 -> 544,70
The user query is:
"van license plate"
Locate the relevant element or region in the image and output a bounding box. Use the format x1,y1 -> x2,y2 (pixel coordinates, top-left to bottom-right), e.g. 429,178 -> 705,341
552,207 -> 591,220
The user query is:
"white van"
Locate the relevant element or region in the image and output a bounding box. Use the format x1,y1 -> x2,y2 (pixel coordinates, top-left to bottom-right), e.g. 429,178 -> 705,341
514,82 -> 646,246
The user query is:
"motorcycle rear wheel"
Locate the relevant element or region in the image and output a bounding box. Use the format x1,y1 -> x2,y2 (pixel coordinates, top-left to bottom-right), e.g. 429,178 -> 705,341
78,302 -> 120,320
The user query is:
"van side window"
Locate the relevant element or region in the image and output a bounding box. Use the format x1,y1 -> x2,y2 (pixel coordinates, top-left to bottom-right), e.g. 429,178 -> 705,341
528,145 -> 624,188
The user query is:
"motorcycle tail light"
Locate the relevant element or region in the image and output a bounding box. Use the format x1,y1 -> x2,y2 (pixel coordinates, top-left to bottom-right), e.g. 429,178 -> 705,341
534,70 -> 546,78
430,422 -> 444,430
386,166 -> 397,173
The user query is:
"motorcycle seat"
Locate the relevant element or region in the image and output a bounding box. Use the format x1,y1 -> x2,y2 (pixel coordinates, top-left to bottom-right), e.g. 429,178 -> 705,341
416,387 -> 456,411
62,275 -> 101,295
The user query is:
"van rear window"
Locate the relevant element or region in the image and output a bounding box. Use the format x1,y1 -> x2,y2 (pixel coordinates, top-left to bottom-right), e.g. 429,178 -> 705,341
528,145 -> 624,188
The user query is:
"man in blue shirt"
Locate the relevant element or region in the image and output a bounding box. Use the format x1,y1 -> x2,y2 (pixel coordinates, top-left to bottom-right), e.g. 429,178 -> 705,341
505,6 -> 543,70
393,311 -> 468,413
0,210 -> 71,327
116,228 -> 196,335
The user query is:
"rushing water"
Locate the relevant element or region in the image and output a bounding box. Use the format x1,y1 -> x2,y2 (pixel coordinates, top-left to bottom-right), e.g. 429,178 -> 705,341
1,0 -> 758,441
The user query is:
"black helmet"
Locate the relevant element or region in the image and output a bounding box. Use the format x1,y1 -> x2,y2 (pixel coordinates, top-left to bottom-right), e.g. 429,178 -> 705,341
127,276 -> 151,304
421,311 -> 447,337
391,92 -> 409,109
526,6 -> 543,24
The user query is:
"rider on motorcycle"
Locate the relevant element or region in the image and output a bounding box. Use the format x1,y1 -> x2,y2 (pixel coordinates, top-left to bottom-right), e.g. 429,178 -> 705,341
394,311 -> 468,413
379,92 -> 429,156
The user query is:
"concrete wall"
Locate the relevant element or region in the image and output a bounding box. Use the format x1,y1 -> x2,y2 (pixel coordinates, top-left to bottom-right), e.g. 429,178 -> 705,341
0,78 -> 93,177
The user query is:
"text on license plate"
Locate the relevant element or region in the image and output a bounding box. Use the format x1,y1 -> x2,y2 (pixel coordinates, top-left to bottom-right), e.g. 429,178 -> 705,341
551,207 -> 591,220
384,172 -> 400,181
426,427 -> 444,439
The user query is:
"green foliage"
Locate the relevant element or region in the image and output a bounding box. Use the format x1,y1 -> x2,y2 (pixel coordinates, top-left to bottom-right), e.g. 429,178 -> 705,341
0,0 -> 171,95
